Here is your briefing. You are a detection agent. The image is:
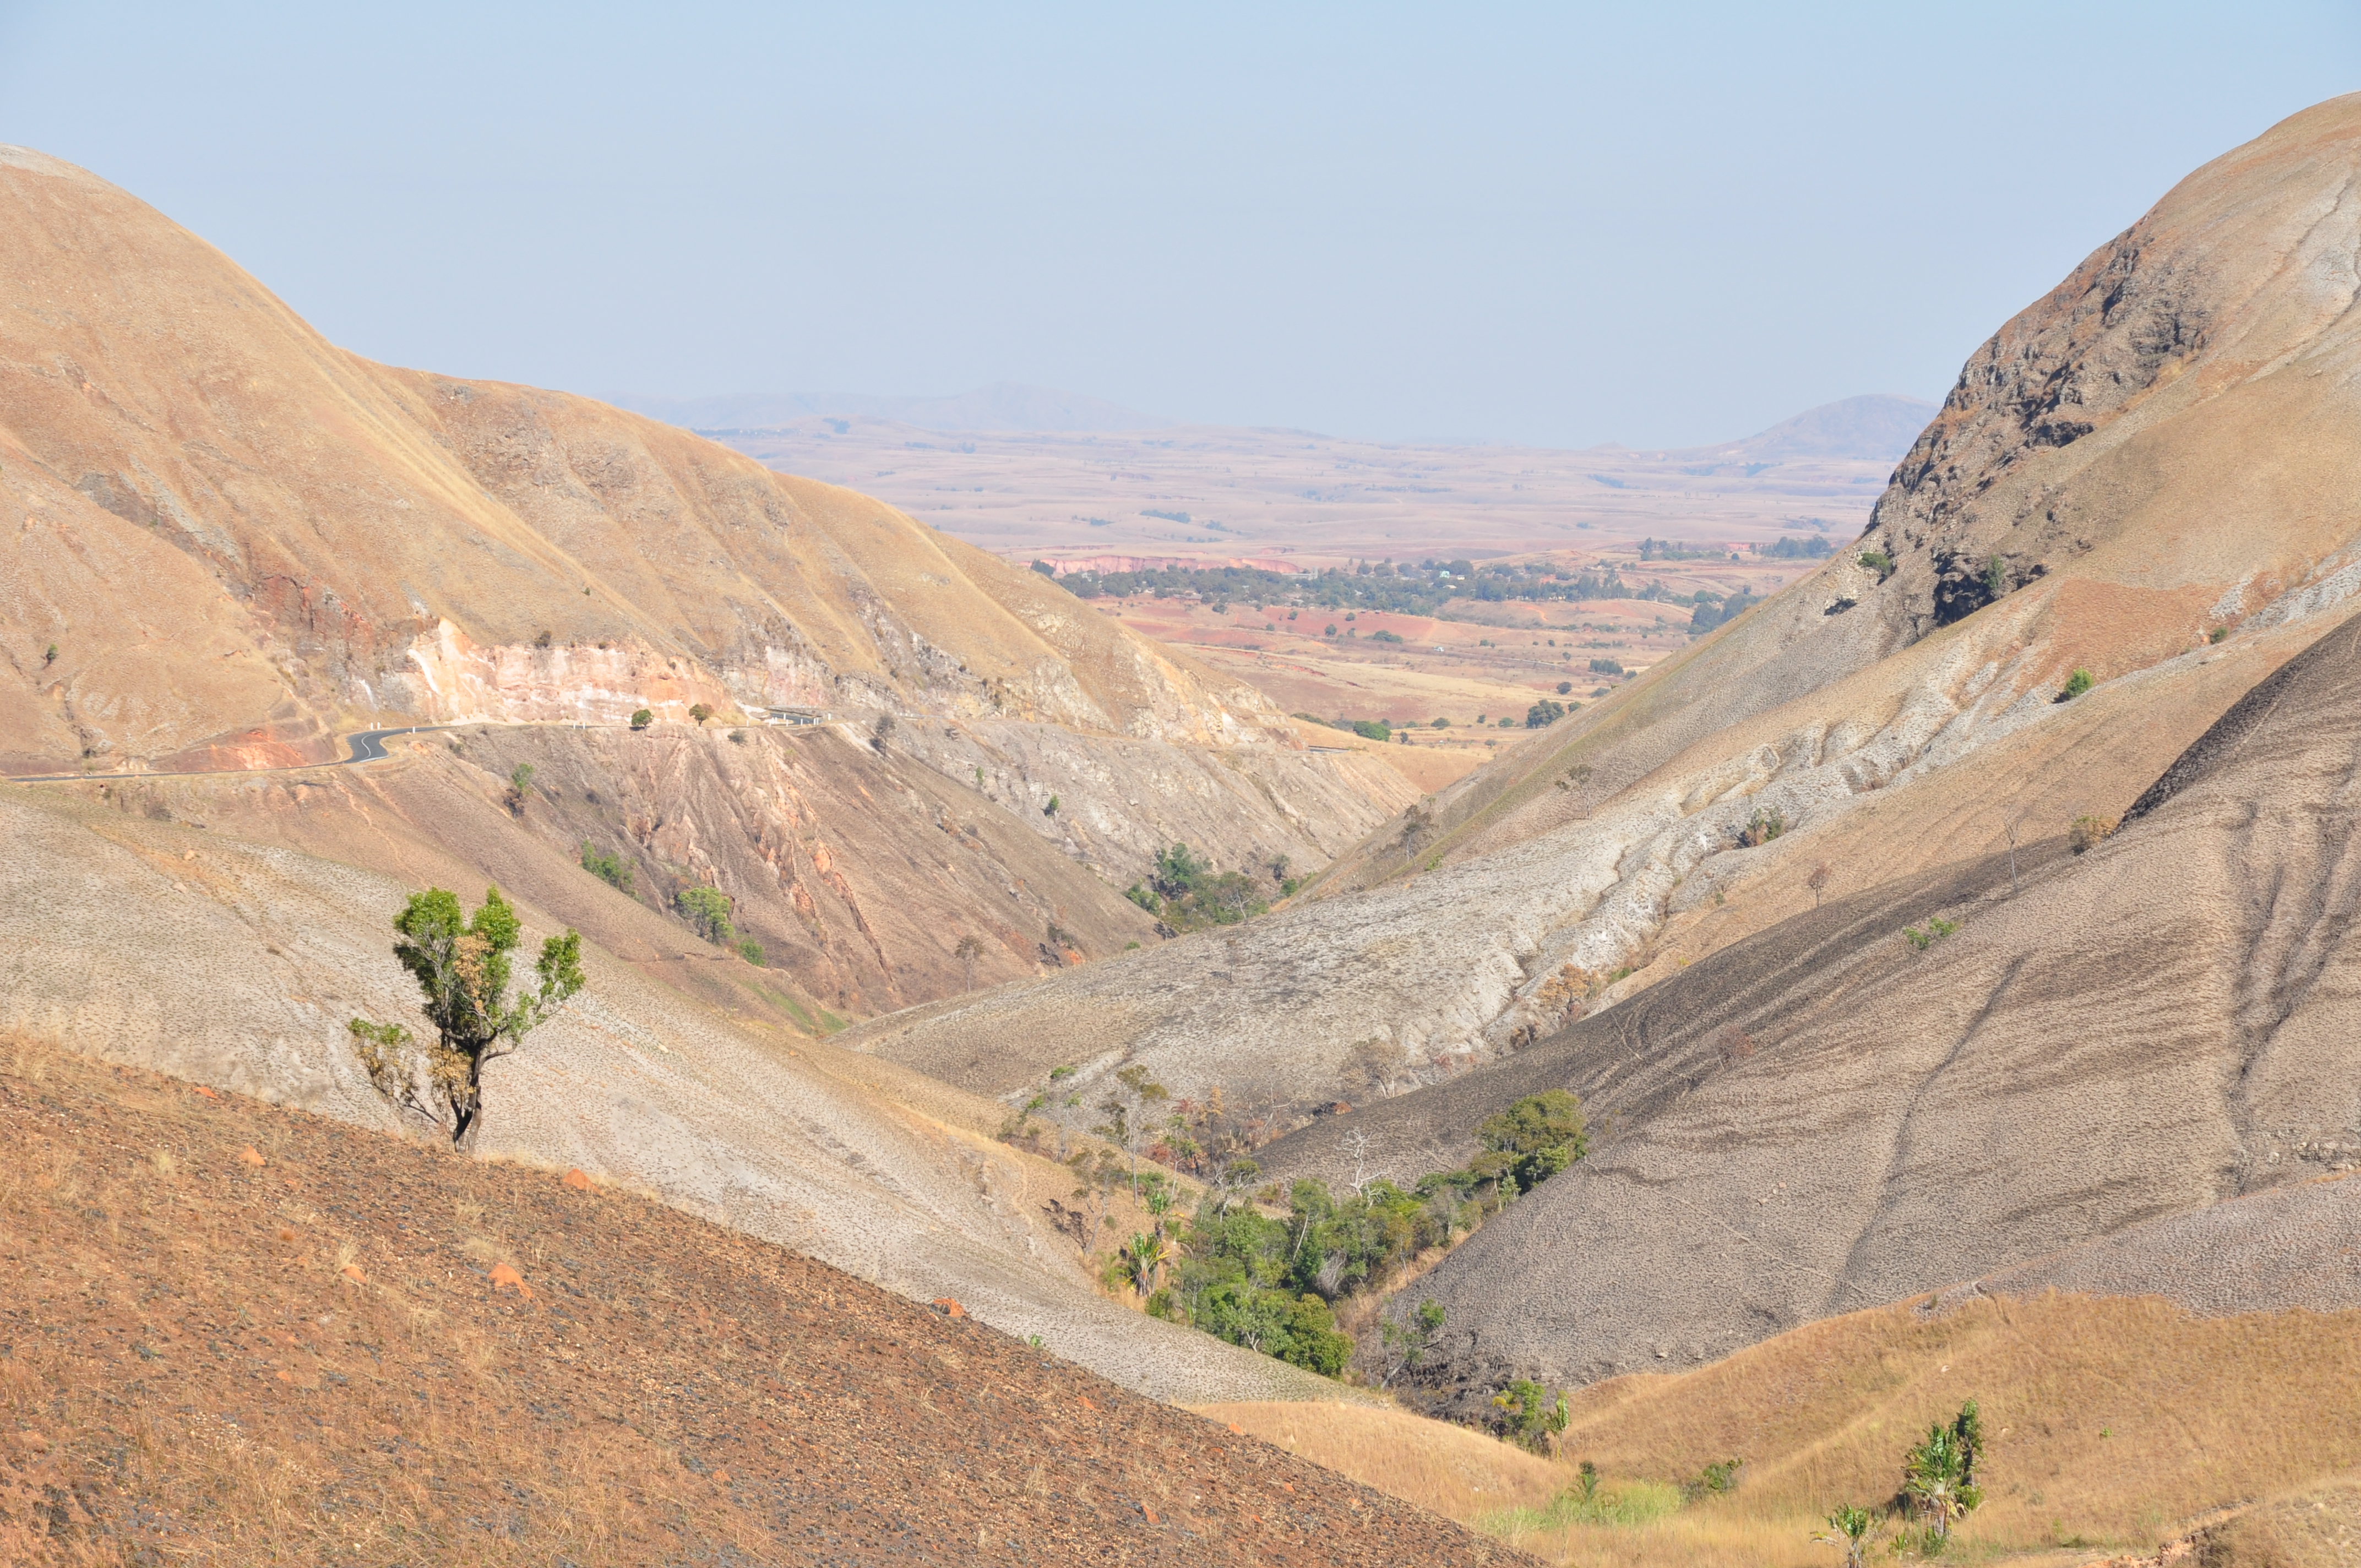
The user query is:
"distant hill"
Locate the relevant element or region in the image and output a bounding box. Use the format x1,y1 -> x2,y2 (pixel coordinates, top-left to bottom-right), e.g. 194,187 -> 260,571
612,381 -> 1174,434
1721,392 -> 1938,461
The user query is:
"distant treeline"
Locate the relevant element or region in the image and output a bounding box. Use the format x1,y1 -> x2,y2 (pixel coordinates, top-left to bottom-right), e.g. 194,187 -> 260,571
1032,553 -> 1796,625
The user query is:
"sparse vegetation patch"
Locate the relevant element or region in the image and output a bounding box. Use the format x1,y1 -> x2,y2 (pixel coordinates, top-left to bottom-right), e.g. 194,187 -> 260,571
2068,814 -> 2116,854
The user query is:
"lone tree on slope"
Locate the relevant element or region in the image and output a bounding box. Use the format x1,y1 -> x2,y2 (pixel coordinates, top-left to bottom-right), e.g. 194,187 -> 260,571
347,886 -> 584,1151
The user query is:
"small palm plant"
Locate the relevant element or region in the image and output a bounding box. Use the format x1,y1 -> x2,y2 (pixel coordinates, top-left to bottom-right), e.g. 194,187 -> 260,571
1813,1504 -> 1876,1568
1901,1401 -> 1985,1548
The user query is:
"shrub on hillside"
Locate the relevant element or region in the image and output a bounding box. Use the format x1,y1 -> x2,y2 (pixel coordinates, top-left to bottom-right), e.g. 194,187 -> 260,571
579,841 -> 633,894
1903,916 -> 1960,951
2068,814 -> 2115,854
1126,843 -> 1269,932
676,886 -> 735,944
629,707 -> 653,730
1525,699 -> 1565,727
1680,1456 -> 1744,1503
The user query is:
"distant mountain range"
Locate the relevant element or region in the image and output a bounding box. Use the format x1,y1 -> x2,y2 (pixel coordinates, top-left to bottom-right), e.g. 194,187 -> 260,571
1718,392 -> 1938,461
613,384 -> 1940,465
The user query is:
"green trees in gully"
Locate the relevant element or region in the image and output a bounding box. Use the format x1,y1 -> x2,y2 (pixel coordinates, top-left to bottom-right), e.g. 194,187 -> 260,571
347,888 -> 585,1150
1119,1086 -> 1587,1384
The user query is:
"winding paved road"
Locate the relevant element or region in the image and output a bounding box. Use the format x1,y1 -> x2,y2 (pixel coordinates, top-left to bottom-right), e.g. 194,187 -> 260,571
4,726 -> 451,785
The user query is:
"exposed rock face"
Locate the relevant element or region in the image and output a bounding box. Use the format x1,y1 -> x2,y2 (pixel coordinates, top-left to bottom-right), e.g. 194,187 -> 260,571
1863,94 -> 2361,644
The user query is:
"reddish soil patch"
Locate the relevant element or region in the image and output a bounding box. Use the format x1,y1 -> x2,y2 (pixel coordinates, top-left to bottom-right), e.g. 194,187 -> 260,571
0,1044 -> 1522,1566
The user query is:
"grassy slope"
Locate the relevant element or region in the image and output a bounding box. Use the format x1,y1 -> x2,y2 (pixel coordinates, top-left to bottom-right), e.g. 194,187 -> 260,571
0,1041 -> 1520,1567
1209,1292 -> 2361,1567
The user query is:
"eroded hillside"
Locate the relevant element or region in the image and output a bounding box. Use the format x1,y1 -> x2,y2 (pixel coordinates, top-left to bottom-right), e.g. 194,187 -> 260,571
847,94 -> 2361,1143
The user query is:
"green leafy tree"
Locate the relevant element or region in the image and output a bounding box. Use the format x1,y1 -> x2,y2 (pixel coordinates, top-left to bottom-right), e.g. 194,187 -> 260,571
676,885 -> 735,944
629,707 -> 654,730
1475,1089 -> 1588,1195
1134,841 -> 1268,931
688,702 -> 713,725
2059,668 -> 2093,700
1525,699 -> 1566,727
1491,1379 -> 1570,1452
580,841 -> 634,894
346,887 -> 584,1150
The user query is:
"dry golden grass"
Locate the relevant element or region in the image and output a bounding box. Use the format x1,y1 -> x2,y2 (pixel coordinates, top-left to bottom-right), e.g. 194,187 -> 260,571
1195,1400 -> 1563,1523
1207,1292 -> 2361,1567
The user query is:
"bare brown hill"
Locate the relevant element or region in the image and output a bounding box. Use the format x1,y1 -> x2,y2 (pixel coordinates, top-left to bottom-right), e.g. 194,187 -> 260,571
0,1041 -> 1519,1566
0,137 -> 1418,1056
0,140 -> 1422,1419
0,142 -> 1406,897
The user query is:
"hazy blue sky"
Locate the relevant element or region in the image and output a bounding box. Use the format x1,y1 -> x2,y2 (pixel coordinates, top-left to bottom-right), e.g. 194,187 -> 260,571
3,3 -> 2355,446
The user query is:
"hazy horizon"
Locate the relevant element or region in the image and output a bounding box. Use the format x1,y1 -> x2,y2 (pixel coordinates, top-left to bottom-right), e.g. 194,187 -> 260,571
3,3 -> 2355,448
605,383 -> 1936,452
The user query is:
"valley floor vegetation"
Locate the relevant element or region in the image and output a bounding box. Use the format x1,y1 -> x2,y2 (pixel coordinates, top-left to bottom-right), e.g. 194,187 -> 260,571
1123,841 -> 1292,929
1007,1069 -> 1590,1427
1032,554 -> 1780,634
